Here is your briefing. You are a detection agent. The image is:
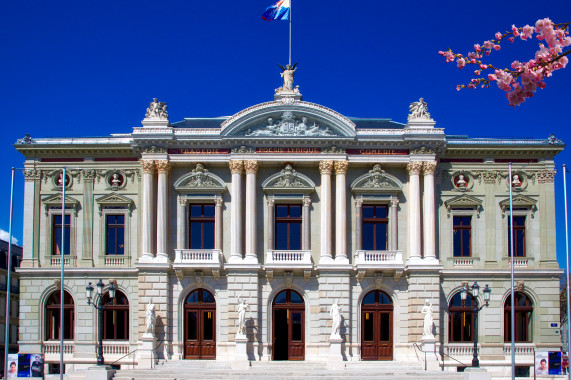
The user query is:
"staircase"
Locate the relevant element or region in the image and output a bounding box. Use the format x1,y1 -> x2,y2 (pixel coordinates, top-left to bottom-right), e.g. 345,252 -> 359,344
112,360 -> 465,380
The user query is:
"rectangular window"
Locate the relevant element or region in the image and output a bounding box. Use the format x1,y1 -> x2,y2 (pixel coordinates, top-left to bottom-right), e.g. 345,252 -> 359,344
52,215 -> 70,255
362,205 -> 388,250
508,216 -> 526,257
453,216 -> 471,257
275,204 -> 302,250
106,215 -> 125,255
189,204 -> 215,249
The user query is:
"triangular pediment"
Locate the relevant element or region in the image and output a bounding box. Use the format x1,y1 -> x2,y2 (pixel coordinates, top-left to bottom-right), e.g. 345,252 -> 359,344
262,164 -> 315,194
96,193 -> 134,206
42,193 -> 80,215
351,165 -> 402,194
220,101 -> 356,139
445,194 -> 483,208
499,194 -> 537,209
174,163 -> 227,194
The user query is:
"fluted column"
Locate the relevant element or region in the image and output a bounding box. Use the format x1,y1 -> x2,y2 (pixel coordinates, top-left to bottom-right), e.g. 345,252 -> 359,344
177,198 -> 186,250
214,198 -> 223,251
390,197 -> 399,251
82,169 -> 95,265
302,197 -> 311,251
21,169 -> 41,268
141,160 -> 156,260
229,160 -> 244,262
244,160 -> 258,263
335,160 -> 349,263
267,198 -> 275,250
423,161 -> 437,260
319,161 -> 334,263
355,199 -> 363,251
156,160 -> 171,261
407,161 -> 423,261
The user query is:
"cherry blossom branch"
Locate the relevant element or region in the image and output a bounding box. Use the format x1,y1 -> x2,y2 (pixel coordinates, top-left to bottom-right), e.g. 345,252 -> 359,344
439,18 -> 570,106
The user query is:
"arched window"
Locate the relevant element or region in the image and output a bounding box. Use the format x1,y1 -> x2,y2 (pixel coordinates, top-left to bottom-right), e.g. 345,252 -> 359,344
448,292 -> 477,342
45,291 -> 74,340
504,292 -> 533,342
102,290 -> 129,340
361,290 -> 393,360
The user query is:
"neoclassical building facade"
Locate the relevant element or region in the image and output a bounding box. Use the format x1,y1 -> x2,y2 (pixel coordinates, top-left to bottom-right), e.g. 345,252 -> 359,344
14,90 -> 564,377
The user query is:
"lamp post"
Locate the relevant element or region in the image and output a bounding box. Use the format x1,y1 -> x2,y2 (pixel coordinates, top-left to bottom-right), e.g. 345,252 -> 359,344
461,281 -> 491,368
86,279 -> 116,366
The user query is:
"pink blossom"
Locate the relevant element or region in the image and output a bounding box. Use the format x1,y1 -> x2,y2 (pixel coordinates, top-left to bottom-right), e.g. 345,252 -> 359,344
457,58 -> 466,69
474,70 -> 481,76
495,32 -> 502,40
480,64 -> 488,69
509,37 -> 515,43
467,83 -> 476,89
512,25 -> 519,37
488,73 -> 497,81
522,25 -> 534,39
494,44 -> 501,50
474,44 -> 481,52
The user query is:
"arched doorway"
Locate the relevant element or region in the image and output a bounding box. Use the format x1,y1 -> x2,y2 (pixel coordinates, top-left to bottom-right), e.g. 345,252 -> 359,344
272,289 -> 304,360
184,288 -> 216,359
361,290 -> 393,360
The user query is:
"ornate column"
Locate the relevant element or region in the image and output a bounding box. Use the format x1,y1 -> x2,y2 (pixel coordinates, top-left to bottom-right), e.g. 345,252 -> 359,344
141,160 -> 156,260
483,171 -> 498,265
335,160 -> 349,263
214,198 -> 223,251
319,161 -> 334,263
538,170 -> 557,263
21,169 -> 41,268
267,198 -> 275,251
229,160 -> 244,262
390,197 -> 399,251
407,161 -> 423,261
423,161 -> 437,261
355,199 -> 363,251
302,197 -> 311,251
82,169 -> 95,266
244,160 -> 258,263
156,160 -> 171,262
177,197 -> 186,250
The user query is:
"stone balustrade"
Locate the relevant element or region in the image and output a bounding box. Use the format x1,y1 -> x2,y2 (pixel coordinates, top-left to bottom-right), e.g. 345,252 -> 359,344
354,250 -> 404,270
174,249 -> 223,269
265,250 -> 313,270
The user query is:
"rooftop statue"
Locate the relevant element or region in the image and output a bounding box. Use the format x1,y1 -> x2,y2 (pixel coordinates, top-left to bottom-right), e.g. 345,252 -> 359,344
408,98 -> 432,121
145,98 -> 169,120
276,63 -> 300,94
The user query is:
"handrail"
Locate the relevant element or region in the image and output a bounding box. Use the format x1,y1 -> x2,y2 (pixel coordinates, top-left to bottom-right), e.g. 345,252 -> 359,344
109,338 -> 165,366
412,342 -> 426,370
441,347 -> 468,370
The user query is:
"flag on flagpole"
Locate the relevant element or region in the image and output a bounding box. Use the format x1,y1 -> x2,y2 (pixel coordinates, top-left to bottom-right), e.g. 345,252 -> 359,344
262,0 -> 290,21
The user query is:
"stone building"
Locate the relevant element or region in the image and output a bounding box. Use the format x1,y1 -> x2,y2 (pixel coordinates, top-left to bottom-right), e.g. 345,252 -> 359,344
14,88 -> 564,377
0,239 -> 22,375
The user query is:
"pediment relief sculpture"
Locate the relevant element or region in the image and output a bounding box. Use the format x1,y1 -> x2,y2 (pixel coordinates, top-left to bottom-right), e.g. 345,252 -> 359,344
351,164 -> 402,193
174,163 -> 226,194
262,164 -> 315,193
244,111 -> 337,137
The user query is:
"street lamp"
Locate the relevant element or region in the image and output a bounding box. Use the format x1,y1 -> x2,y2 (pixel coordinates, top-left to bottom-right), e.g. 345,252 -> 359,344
86,279 -> 116,366
461,281 -> 491,368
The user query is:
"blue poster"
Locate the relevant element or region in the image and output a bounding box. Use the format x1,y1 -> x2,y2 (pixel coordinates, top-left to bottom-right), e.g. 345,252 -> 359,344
17,355 -> 30,378
549,351 -> 562,375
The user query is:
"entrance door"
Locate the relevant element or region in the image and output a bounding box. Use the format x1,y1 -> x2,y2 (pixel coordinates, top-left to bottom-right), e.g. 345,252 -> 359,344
361,290 -> 393,360
184,288 -> 216,359
272,289 -> 305,360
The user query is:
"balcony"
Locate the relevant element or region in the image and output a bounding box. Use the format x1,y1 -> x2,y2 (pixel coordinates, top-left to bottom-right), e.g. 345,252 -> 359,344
173,249 -> 223,270
354,250 -> 404,271
103,256 -> 131,267
503,343 -> 535,357
265,250 -> 313,270
449,256 -> 479,268
43,341 -> 75,362
49,255 -> 77,267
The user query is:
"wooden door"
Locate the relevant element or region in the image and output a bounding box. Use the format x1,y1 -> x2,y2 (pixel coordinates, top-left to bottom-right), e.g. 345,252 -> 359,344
272,290 -> 305,360
184,289 -> 216,359
361,290 -> 393,360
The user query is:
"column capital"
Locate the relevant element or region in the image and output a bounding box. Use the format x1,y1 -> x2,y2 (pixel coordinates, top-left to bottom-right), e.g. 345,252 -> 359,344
229,160 -> 244,174
538,170 -> 556,183
390,197 -> 400,207
83,169 -> 96,183
24,169 -> 41,182
178,197 -> 186,206
334,160 -> 349,175
156,160 -> 172,174
319,160 -> 334,175
354,198 -> 363,208
266,198 -> 275,207
244,160 -> 258,174
141,160 -> 156,174
406,161 -> 423,175
214,197 -> 224,207
422,161 -> 437,175
303,197 -> 311,207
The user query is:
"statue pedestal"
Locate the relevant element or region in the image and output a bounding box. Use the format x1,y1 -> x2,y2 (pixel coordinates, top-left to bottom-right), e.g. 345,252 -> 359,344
137,334 -> 157,369
420,336 -> 436,353
327,336 -> 345,370
84,365 -> 115,380
231,335 -> 250,370
463,367 -> 491,380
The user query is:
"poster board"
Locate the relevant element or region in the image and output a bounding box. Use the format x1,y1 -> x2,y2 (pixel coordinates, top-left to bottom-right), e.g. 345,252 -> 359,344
535,351 -> 565,376
5,354 -> 44,378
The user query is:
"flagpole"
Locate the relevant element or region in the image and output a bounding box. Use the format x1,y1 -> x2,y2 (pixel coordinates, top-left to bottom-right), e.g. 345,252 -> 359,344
289,0 -> 292,66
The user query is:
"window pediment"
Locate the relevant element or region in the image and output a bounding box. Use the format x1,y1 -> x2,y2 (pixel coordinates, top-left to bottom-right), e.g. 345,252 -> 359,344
444,194 -> 483,217
263,164 -> 315,194
351,164 -> 402,194
95,193 -> 134,215
42,194 -> 80,216
174,163 -> 227,194
499,194 -> 537,217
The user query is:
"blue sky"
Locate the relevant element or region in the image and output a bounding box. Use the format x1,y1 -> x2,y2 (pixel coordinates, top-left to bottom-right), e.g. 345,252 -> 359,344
0,1 -> 570,266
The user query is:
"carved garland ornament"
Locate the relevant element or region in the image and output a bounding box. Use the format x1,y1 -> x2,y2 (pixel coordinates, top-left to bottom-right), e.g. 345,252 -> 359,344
537,170 -> 556,183
23,169 -> 41,182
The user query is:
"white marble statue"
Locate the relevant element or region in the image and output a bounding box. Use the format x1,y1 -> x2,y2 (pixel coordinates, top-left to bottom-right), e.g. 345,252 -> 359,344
237,297 -> 249,337
145,301 -> 156,336
512,174 -> 521,187
329,300 -> 342,338
408,98 -> 431,121
279,63 -> 298,91
421,299 -> 434,338
145,98 -> 169,120
456,174 -> 467,187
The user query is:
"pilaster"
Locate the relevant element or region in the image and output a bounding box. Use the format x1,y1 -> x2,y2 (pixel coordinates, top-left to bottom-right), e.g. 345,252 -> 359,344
319,161 -> 334,264
334,161 -> 349,264
81,169 -> 95,267
244,160 -> 258,264
422,161 -> 437,262
406,161 -> 423,262
229,160 -> 244,263
140,160 -> 156,262
155,160 -> 171,263
21,169 -> 41,268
